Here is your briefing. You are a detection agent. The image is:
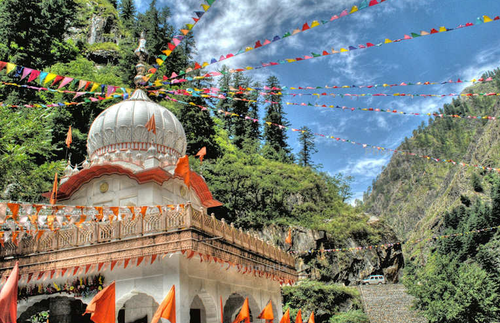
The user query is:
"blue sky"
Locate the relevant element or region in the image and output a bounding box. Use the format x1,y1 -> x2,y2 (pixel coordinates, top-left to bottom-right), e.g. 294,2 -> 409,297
135,0 -> 500,202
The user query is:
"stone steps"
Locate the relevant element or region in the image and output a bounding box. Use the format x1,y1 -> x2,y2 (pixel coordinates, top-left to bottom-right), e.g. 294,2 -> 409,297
358,284 -> 427,323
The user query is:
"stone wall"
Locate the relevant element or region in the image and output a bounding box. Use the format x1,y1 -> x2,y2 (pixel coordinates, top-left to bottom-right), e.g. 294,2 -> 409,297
359,284 -> 427,323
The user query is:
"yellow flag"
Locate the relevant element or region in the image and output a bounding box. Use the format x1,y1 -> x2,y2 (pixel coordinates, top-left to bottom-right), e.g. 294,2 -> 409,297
90,83 -> 100,92
483,15 -> 493,23
340,48 -> 349,52
384,38 -> 392,43
6,63 -> 16,74
163,49 -> 172,56
350,6 -> 358,13
245,47 -> 253,52
245,67 -> 253,70
44,73 -> 57,84
310,20 -> 320,28
186,23 -> 194,30
286,59 -> 296,62
156,58 -> 164,65
439,26 -> 447,32
201,4 -> 210,11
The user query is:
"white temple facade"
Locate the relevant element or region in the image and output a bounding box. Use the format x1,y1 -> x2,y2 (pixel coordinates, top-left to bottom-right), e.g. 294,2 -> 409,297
1,85 -> 297,323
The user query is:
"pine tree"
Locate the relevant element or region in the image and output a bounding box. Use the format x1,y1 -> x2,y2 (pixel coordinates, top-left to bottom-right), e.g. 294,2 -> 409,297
231,73 -> 250,149
297,126 -> 317,167
216,66 -> 233,135
262,76 -> 292,162
109,0 -> 118,8
176,77 -> 221,160
244,81 -> 262,152
119,0 -> 136,29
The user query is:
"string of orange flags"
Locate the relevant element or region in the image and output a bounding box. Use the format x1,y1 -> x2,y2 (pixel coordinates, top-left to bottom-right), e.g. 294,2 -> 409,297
153,89 -> 500,120
0,250 -> 295,286
159,15 -> 500,86
163,94 -> 500,173
157,76 -> 495,94
289,225 -> 500,255
147,0 -> 217,82
156,0 -> 388,81
0,61 -> 128,98
0,203 -> 186,239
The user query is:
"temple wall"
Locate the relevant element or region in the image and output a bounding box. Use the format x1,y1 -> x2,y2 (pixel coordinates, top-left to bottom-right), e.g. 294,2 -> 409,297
61,174 -> 203,210
16,252 -> 283,323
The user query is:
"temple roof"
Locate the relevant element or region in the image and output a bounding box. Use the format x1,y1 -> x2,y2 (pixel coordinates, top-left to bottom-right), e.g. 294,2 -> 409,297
43,163 -> 222,208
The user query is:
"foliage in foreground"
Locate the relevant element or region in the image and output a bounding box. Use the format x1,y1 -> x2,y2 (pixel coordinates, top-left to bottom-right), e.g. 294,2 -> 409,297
404,179 -> 500,323
282,280 -> 364,323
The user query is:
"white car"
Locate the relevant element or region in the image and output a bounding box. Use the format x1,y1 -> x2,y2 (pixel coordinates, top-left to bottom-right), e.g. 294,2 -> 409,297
361,275 -> 386,285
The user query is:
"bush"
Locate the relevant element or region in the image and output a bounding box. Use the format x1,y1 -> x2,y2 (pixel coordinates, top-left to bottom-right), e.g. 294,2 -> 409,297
329,310 -> 369,323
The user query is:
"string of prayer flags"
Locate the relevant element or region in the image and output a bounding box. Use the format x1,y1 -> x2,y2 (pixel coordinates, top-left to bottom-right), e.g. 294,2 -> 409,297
160,0 -> 388,81
0,61 -> 130,97
163,15 -> 500,86
154,88 -> 500,120
163,94 -> 500,174
155,76 -> 493,95
0,91 -> 124,109
146,0 -> 217,82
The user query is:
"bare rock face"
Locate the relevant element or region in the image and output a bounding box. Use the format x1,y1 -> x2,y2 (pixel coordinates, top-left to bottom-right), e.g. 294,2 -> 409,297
86,49 -> 119,65
258,223 -> 404,286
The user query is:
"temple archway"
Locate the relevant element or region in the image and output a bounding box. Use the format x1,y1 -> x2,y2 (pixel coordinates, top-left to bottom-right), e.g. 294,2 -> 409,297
190,291 -> 218,323
17,296 -> 91,323
223,292 -> 260,323
117,292 -> 159,323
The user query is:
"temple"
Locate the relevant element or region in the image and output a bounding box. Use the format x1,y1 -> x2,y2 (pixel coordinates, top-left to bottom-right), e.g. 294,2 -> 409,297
0,33 -> 297,323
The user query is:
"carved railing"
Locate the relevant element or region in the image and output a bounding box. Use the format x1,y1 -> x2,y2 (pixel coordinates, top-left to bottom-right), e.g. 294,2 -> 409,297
0,205 -> 294,267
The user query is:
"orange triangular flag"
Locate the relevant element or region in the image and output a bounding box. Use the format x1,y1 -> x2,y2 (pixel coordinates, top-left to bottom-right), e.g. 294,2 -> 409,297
174,155 -> 191,187
195,146 -> 207,164
145,114 -> 157,134
49,173 -> 58,205
65,126 -> 72,148
258,300 -> 274,322
83,281 -> 115,323
285,228 -> 292,245
295,309 -> 302,323
232,298 -> 250,323
307,312 -> 314,323
152,285 -> 176,323
0,262 -> 19,323
280,309 -> 291,323
220,296 -> 224,323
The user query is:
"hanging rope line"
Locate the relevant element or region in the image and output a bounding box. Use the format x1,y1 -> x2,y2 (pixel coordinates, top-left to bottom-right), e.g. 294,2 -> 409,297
157,92 -> 500,173
158,0 -> 389,81
147,0 -> 218,82
160,15 -> 500,87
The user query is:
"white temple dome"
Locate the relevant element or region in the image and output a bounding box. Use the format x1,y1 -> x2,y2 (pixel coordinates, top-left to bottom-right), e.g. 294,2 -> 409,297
87,89 -> 186,163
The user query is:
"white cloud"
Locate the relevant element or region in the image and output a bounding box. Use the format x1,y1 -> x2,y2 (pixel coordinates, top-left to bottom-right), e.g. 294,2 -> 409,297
339,155 -> 391,178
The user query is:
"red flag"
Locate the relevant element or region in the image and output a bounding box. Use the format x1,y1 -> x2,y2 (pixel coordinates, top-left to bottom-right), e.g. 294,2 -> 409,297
49,173 -> 58,205
0,262 -> 19,323
174,155 -> 191,187
258,300 -> 274,322
145,114 -> 157,134
280,309 -> 290,323
152,285 -> 176,323
83,281 -> 115,323
195,147 -> 207,164
285,228 -> 292,245
232,298 -> 250,323
65,126 -> 72,148
295,309 -> 302,323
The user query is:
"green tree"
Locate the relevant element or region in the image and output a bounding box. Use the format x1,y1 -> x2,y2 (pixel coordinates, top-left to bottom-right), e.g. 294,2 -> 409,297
405,254 -> 500,323
262,76 -> 292,162
231,73 -> 250,149
297,126 -> 317,168
216,66 -> 233,135
0,0 -> 79,68
119,0 -> 136,29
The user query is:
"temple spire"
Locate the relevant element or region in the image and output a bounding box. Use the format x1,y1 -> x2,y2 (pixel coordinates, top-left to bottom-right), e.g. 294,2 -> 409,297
134,31 -> 149,88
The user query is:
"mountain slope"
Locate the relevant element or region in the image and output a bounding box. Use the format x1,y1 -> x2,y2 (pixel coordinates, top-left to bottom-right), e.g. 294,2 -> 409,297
365,69 -> 500,240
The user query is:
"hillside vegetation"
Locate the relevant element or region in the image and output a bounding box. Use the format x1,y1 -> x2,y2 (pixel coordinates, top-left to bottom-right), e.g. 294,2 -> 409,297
365,70 -> 500,240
